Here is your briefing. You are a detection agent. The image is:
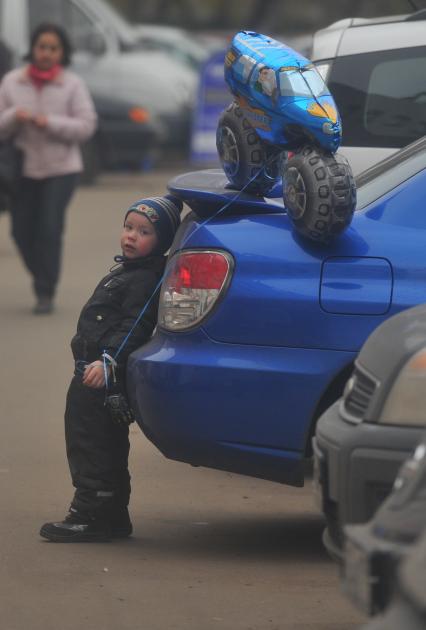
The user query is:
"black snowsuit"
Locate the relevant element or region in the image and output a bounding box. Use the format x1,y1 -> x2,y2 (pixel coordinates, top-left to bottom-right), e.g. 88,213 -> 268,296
65,254 -> 165,519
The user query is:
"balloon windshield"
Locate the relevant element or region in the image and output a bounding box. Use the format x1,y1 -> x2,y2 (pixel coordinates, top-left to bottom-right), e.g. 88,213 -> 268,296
279,66 -> 329,99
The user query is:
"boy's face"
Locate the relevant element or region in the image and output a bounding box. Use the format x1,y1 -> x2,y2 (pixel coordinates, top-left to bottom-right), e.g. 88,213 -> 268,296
121,211 -> 159,258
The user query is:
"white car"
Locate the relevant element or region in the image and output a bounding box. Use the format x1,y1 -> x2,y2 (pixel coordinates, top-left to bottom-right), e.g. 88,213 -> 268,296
311,11 -> 426,174
133,24 -> 213,71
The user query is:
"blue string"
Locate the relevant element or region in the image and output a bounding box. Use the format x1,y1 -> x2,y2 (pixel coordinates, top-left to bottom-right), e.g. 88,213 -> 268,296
107,159 -> 278,367
103,354 -> 110,391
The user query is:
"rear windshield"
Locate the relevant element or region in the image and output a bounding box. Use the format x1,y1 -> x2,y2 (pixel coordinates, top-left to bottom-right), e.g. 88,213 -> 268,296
356,137 -> 426,209
328,46 -> 426,149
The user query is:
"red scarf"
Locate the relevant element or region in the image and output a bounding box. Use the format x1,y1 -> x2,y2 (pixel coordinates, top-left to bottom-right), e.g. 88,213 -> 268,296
28,64 -> 62,89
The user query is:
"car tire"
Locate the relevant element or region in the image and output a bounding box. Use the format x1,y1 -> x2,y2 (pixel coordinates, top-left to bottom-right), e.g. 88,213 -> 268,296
282,145 -> 356,243
216,102 -> 281,195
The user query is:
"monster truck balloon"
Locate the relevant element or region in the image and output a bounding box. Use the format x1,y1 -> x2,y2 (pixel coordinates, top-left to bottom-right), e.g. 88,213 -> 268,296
216,31 -> 356,242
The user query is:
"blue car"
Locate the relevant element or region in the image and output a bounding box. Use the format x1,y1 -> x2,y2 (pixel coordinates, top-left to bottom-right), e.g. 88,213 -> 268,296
127,136 -> 426,487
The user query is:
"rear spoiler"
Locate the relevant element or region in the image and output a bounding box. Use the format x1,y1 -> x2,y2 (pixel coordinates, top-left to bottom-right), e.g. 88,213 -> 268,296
167,169 -> 285,218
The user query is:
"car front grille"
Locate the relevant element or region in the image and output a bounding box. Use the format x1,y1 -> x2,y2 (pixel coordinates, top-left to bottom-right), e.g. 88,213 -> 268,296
340,366 -> 378,423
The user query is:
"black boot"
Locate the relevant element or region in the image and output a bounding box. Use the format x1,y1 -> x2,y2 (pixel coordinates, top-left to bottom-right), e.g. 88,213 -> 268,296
40,510 -> 111,542
110,507 -> 133,538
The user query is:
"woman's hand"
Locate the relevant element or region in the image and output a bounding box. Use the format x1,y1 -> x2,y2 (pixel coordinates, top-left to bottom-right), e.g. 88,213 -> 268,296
15,108 -> 32,123
33,114 -> 48,128
82,360 -> 108,389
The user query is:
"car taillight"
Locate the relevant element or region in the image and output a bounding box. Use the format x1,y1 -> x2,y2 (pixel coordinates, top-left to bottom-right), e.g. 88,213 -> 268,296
159,250 -> 233,331
128,107 -> 150,123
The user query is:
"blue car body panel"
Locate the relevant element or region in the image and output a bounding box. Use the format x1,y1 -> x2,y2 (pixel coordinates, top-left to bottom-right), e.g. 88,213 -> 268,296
320,257 -> 393,316
127,329 -> 355,484
223,31 -> 342,152
127,160 -> 426,486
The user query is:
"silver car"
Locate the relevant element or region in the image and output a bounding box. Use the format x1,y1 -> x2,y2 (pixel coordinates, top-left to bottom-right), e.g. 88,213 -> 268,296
311,11 -> 426,174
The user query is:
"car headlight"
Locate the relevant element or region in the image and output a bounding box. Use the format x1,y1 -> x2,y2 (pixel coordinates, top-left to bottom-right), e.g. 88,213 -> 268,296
377,347 -> 426,426
393,440 -> 426,491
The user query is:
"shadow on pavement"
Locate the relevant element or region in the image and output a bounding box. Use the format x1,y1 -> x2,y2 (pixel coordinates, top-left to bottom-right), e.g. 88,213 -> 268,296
118,512 -> 329,564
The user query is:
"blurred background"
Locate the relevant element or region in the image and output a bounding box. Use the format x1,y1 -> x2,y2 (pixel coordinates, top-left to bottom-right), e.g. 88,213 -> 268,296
106,0 -> 423,168
111,0 -> 414,32
0,0 -> 422,181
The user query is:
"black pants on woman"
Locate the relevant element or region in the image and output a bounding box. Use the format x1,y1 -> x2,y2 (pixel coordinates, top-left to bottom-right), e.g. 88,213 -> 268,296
10,174 -> 78,299
65,376 -> 131,519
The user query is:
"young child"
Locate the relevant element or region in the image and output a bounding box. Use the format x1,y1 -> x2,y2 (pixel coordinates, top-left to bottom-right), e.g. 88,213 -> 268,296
40,195 -> 182,542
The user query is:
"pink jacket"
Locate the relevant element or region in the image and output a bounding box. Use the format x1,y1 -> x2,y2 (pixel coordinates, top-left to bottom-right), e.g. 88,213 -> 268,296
0,66 -> 97,179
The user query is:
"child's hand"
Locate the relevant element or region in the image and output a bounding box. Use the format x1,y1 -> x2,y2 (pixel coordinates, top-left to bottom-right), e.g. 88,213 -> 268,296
82,360 -> 107,388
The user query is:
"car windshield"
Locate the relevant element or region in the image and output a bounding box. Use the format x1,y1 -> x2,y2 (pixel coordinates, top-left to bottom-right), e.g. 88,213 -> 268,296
86,0 -> 138,49
279,66 -> 328,98
356,136 -> 426,210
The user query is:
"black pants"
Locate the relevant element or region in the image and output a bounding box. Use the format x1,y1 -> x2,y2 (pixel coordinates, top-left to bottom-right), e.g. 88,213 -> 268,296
65,377 -> 131,519
10,174 -> 78,299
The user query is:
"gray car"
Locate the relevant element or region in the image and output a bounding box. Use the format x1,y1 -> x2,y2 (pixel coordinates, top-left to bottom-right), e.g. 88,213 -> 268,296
359,530 -> 426,630
313,304 -> 426,559
342,432 -> 426,616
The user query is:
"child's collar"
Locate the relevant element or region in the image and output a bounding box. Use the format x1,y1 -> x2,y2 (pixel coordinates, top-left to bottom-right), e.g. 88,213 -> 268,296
110,253 -> 164,272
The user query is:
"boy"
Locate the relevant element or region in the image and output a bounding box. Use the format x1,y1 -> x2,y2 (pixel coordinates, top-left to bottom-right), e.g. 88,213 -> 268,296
40,195 -> 182,542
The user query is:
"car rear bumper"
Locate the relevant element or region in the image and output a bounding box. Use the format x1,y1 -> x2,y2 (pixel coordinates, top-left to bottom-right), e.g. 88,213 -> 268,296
313,401 -> 422,557
127,330 -> 355,484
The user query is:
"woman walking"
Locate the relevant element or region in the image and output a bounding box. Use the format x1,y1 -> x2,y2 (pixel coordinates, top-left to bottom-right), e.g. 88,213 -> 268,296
0,23 -> 97,314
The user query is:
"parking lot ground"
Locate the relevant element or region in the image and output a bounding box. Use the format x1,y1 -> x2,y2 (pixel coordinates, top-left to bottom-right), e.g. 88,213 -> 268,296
0,171 -> 364,630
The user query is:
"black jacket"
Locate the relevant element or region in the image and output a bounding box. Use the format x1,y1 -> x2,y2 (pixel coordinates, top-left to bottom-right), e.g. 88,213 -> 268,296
71,255 -> 166,369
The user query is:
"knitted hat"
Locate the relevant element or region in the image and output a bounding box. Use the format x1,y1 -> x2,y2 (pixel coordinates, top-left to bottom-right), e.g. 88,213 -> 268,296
124,195 -> 183,254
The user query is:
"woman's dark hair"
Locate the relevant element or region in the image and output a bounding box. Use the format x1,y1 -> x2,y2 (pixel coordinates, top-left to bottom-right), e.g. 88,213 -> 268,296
24,23 -> 73,67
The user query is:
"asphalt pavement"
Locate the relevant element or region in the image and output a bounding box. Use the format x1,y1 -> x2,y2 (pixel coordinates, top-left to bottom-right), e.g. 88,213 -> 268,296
0,170 -> 363,630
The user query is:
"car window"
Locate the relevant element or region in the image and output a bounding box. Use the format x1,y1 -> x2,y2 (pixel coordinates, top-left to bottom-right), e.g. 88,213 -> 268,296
29,0 -> 63,25
29,0 -> 106,54
328,46 -> 426,149
356,137 -> 426,210
234,54 -> 257,83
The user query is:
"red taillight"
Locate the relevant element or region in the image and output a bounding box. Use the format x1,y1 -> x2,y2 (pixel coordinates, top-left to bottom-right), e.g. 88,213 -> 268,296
159,250 -> 233,331
128,107 -> 150,123
170,252 -> 230,291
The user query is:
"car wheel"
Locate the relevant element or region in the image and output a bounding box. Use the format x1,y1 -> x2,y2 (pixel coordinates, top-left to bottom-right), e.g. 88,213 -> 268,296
216,102 -> 281,195
282,145 -> 356,243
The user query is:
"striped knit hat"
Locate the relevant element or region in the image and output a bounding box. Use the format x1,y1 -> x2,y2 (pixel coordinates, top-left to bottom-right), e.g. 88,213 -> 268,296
124,195 -> 183,254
